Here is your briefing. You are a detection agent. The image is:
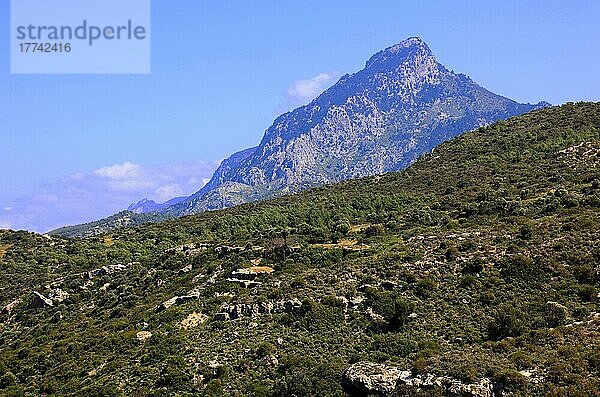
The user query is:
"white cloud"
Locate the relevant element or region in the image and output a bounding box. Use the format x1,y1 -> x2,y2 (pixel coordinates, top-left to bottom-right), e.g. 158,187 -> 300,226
0,160 -> 219,233
3,207 -> 12,211
286,72 -> 340,106
155,184 -> 184,201
94,161 -> 140,179
0,221 -> 11,230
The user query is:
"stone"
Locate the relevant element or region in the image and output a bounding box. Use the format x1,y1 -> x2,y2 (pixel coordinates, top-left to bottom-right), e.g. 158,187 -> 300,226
49,288 -> 69,303
155,292 -> 200,312
261,355 -> 279,369
219,299 -> 303,320
178,264 -> 193,275
136,331 -> 152,341
342,361 -> 407,396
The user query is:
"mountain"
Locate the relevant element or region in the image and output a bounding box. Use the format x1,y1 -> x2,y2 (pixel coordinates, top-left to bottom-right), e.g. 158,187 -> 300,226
51,37 -> 548,237
127,197 -> 188,214
2,103 -> 599,396
165,37 -> 548,217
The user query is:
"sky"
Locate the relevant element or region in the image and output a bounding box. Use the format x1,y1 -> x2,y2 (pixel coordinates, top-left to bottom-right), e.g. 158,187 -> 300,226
1,0 -> 599,232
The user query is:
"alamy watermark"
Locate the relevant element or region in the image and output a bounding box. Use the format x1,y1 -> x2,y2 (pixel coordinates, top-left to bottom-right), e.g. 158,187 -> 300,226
11,0 -> 151,74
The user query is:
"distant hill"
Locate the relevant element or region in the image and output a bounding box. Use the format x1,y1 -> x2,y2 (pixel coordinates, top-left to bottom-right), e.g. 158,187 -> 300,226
2,103 -> 599,396
51,37 -> 548,237
127,197 -> 188,214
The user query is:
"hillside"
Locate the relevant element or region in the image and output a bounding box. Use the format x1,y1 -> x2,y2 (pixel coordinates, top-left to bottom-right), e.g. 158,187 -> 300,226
1,103 -> 599,396
52,37 -> 547,237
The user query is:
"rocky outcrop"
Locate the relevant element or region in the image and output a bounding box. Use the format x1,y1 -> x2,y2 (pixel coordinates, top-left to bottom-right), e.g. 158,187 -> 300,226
230,266 -> 274,280
343,361 -> 407,396
164,242 -> 211,257
49,288 -> 69,303
215,299 -> 303,320
343,362 -> 494,397
226,266 -> 275,288
28,291 -> 54,309
156,291 -> 200,312
85,264 -> 128,279
180,312 -> 209,329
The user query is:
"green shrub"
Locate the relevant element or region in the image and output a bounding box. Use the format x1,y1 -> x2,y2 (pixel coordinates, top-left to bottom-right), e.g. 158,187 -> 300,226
488,305 -> 526,340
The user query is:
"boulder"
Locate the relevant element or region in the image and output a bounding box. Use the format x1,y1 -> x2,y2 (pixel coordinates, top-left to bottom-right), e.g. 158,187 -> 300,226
342,361 -> 408,396
136,331 -> 152,341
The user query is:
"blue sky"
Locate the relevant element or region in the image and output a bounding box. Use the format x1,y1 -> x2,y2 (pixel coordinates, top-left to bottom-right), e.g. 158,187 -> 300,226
1,0 -> 600,232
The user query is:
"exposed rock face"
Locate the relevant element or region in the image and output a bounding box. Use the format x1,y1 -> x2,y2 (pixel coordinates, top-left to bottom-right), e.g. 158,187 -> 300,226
156,292 -> 200,312
162,37 -> 548,217
164,242 -> 211,257
49,288 -> 69,303
216,299 -> 303,320
85,264 -> 128,279
230,266 -> 275,280
343,361 -> 407,396
226,266 -> 275,288
343,362 -> 494,397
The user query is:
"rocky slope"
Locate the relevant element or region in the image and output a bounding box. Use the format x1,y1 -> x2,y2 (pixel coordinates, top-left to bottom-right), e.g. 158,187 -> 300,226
52,37 -> 548,237
2,103 -> 598,396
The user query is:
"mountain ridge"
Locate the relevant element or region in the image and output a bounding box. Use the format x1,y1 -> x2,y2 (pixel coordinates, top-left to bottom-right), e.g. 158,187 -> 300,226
127,197 -> 188,214
51,37 -> 548,237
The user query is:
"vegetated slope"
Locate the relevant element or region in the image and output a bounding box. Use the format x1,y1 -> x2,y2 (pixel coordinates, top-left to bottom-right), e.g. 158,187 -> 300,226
1,103 -> 599,396
51,37 -> 547,237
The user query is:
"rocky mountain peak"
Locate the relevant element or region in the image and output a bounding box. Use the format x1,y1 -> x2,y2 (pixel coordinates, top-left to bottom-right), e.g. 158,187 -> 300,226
365,36 -> 434,71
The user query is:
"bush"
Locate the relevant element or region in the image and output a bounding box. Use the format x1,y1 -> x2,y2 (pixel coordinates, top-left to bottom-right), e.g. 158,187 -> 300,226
462,257 -> 484,274
488,306 -> 526,340
492,369 -> 528,393
415,278 -> 436,298
445,247 -> 460,261
365,224 -> 385,237
545,301 -> 569,327
371,333 -> 417,357
459,275 -> 476,288
365,289 -> 414,330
